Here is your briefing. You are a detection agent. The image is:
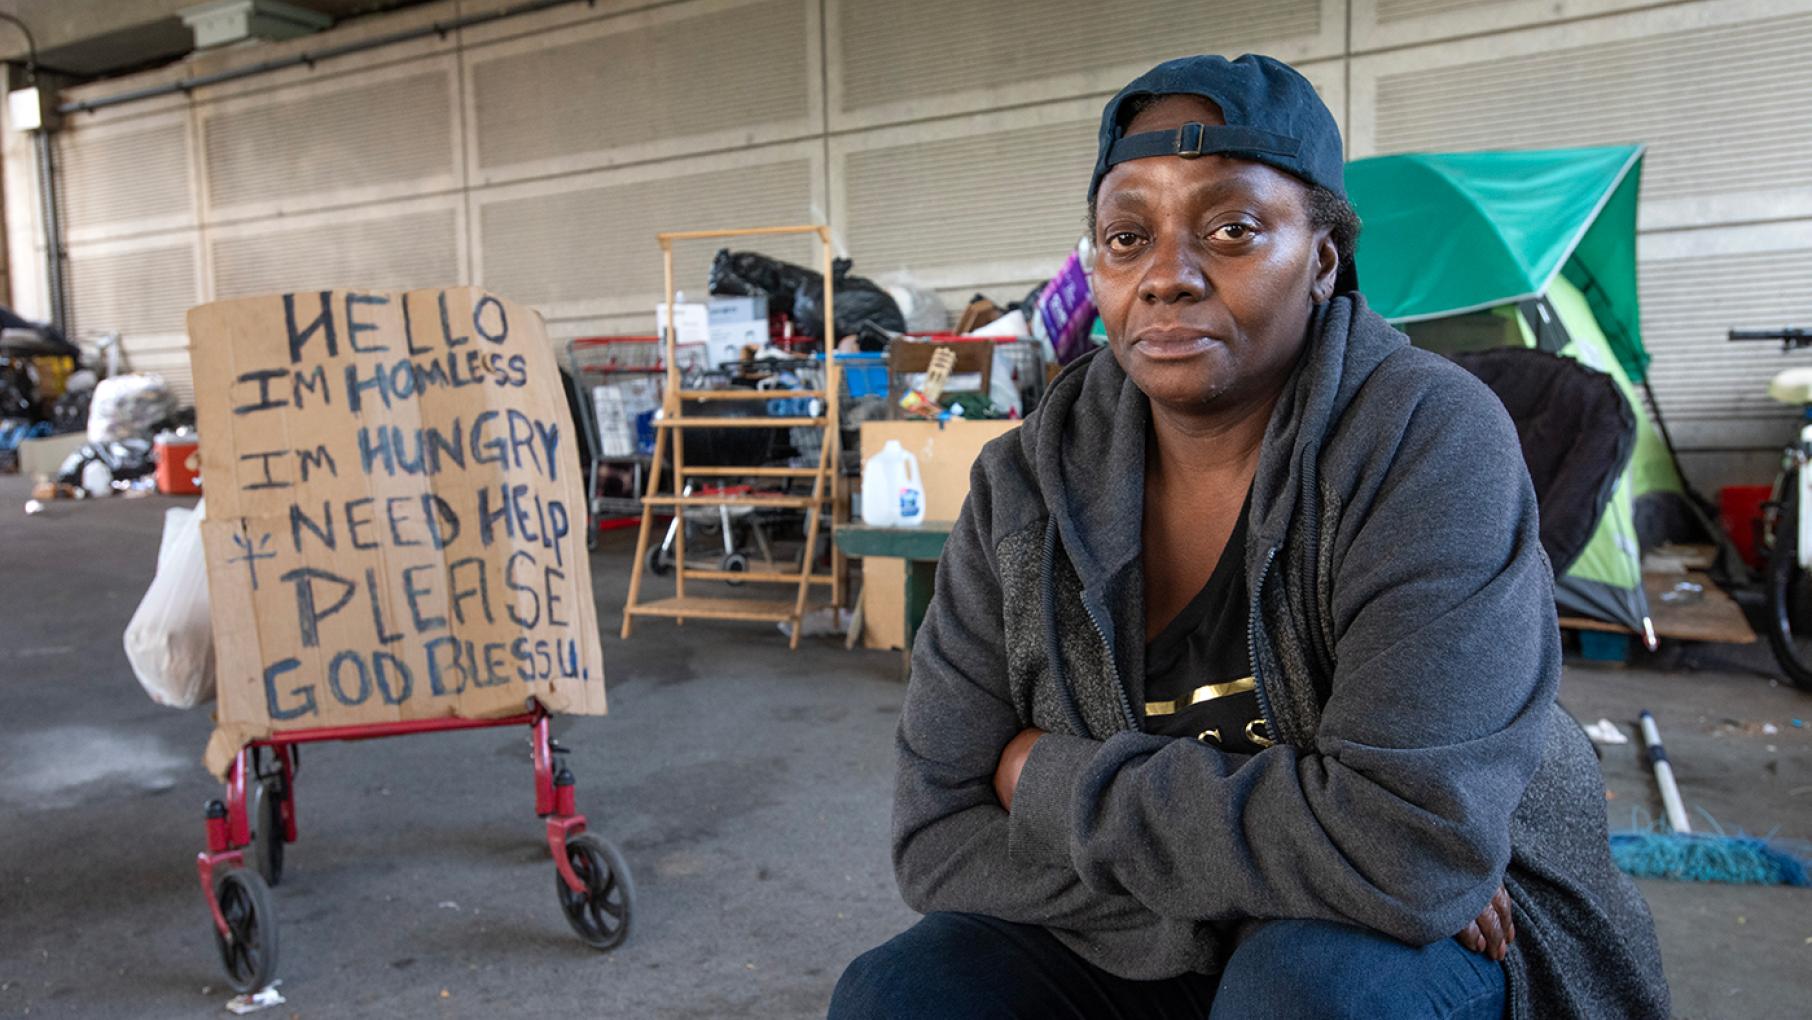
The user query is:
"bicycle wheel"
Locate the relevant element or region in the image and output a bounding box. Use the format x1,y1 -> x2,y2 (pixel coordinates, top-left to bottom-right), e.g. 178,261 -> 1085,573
1763,486 -> 1812,691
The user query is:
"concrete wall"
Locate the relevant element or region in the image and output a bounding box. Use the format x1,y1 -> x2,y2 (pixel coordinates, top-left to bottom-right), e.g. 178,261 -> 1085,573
4,0 -> 1807,494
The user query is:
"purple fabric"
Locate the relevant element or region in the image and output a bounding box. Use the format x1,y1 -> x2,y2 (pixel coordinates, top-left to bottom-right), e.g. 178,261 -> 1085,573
1038,253 -> 1098,365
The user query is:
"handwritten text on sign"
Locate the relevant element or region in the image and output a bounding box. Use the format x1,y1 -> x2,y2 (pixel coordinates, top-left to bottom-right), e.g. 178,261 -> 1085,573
190,287 -> 604,764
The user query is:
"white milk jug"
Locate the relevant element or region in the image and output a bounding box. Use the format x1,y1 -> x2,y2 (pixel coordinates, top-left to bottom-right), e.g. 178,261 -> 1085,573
862,440 -> 925,527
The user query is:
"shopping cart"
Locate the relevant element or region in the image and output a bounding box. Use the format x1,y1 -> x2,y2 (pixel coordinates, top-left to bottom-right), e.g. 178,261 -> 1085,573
196,699 -> 634,994
568,336 -> 710,548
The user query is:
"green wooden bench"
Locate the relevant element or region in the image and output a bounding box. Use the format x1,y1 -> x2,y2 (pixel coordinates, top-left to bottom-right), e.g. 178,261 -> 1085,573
834,521 -> 954,677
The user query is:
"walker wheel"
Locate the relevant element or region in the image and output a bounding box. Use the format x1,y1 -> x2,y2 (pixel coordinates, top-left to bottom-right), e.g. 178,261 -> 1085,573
212,868 -> 280,994
556,832 -> 634,951
721,552 -> 748,584
251,778 -> 285,886
645,544 -> 672,577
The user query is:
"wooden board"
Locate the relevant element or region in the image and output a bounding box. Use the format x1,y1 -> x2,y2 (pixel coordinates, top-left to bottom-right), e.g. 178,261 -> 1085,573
626,595 -> 801,622
1559,570 -> 1755,645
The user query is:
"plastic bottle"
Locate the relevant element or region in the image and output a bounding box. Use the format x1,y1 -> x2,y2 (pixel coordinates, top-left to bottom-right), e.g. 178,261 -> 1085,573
861,440 -> 925,527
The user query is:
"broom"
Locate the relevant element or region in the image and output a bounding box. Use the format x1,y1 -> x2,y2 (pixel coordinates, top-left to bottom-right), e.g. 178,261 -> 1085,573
1608,711 -> 1809,886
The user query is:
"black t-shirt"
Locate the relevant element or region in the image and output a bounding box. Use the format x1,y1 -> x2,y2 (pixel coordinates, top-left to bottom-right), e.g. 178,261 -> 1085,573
1142,501 -> 1273,754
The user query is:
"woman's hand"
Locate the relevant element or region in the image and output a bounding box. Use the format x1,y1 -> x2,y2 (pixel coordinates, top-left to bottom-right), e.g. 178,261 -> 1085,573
1456,886 -> 1515,961
992,728 -> 1045,811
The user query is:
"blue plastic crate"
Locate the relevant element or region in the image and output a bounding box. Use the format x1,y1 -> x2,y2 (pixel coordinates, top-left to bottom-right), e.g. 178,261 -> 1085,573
1576,629 -> 1631,663
833,352 -> 887,398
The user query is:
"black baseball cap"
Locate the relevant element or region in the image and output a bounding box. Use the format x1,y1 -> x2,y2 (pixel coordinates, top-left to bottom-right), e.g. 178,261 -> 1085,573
1090,54 -> 1356,292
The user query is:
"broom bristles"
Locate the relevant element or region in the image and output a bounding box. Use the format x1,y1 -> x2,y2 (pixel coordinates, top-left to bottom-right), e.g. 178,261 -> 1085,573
1610,821 -> 1810,887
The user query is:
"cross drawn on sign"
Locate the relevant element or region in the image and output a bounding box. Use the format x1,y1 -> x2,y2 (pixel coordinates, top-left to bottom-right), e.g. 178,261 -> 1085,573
227,531 -> 276,591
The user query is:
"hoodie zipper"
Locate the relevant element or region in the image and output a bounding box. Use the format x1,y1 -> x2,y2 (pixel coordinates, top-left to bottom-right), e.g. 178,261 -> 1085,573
1245,544 -> 1281,743
1085,595 -> 1141,732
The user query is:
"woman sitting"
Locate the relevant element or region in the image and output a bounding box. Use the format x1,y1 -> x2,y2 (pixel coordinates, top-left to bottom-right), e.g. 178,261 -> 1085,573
832,53 -> 1668,1020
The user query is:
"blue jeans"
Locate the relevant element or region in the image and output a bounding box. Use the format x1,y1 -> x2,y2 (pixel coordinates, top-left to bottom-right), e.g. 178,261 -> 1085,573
830,912 -> 1505,1019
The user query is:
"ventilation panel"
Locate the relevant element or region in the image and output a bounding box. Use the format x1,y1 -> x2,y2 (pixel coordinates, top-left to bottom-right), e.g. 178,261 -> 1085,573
833,0 -> 1331,127
1356,0 -> 1663,50
202,64 -> 456,215
67,243 -> 198,337
66,242 -> 201,403
1640,242 -> 1812,450
1358,9 -> 1812,217
468,0 -> 812,178
836,104 -> 1098,288
477,156 -> 817,317
210,207 -> 461,298
57,117 -> 194,236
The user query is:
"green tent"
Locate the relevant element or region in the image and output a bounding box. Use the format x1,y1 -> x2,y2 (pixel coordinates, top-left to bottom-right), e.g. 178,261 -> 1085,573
1347,146 -> 1683,647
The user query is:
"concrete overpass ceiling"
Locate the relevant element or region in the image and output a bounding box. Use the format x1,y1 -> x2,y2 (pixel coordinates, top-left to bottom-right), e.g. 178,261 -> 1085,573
0,0 -> 437,81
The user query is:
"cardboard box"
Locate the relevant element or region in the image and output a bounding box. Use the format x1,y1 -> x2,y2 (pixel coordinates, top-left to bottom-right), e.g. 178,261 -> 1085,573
707,318 -> 768,367
16,431 -> 87,479
856,419 -> 1019,650
706,296 -> 769,367
654,302 -> 710,344
188,287 -> 606,775
591,378 -> 659,457
708,295 -> 767,325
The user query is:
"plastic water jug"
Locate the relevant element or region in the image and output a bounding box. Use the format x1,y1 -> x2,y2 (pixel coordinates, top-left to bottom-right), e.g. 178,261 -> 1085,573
862,440 -> 925,527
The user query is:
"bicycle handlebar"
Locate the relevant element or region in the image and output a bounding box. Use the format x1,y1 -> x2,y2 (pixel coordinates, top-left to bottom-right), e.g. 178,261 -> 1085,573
1729,327 -> 1812,349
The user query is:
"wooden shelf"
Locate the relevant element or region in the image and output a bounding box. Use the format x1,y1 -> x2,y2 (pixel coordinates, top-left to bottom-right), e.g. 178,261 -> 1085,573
622,221 -> 848,652
641,494 -> 822,509
680,569 -> 835,585
656,416 -> 824,428
678,389 -> 825,401
679,466 -> 822,478
625,596 -> 803,622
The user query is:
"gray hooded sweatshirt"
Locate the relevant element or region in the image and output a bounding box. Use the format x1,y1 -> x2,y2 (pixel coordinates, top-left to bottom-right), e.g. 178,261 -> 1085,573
892,295 -> 1669,1019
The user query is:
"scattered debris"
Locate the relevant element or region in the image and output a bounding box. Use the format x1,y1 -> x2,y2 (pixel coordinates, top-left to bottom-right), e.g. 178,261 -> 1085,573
1712,719 -> 1793,738
225,982 -> 284,1015
1659,580 -> 1704,605
1584,718 -> 1630,745
777,607 -> 854,639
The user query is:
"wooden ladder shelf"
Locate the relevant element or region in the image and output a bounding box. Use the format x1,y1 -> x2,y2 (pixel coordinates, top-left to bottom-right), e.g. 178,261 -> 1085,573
619,224 -> 847,649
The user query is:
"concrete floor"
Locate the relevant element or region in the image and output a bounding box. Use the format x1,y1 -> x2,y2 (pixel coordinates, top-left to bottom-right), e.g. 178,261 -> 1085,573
0,477 -> 1807,1019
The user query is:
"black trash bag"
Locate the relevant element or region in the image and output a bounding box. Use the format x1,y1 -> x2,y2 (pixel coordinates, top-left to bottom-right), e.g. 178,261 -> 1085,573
0,361 -> 33,419
0,306 -> 78,357
1013,280 -> 1046,317
50,387 -> 91,434
707,249 -> 904,340
56,437 -> 155,488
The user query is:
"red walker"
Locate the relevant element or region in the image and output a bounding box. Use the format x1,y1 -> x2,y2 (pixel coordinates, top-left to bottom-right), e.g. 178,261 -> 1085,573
197,699 -> 634,993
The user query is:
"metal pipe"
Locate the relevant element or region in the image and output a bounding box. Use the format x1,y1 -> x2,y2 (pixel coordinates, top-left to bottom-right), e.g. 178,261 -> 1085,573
0,12 -> 40,83
55,0 -> 592,116
33,128 -> 66,334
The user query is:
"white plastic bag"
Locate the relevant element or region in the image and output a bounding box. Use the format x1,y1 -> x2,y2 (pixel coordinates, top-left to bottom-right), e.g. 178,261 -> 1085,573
124,499 -> 216,708
88,373 -> 176,443
879,272 -> 950,334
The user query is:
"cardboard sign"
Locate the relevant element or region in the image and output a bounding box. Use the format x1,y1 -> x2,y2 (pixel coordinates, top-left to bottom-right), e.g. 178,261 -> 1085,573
188,288 -> 605,775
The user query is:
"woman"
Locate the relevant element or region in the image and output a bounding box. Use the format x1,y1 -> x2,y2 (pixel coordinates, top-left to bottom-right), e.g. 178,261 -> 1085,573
831,54 -> 1668,1019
